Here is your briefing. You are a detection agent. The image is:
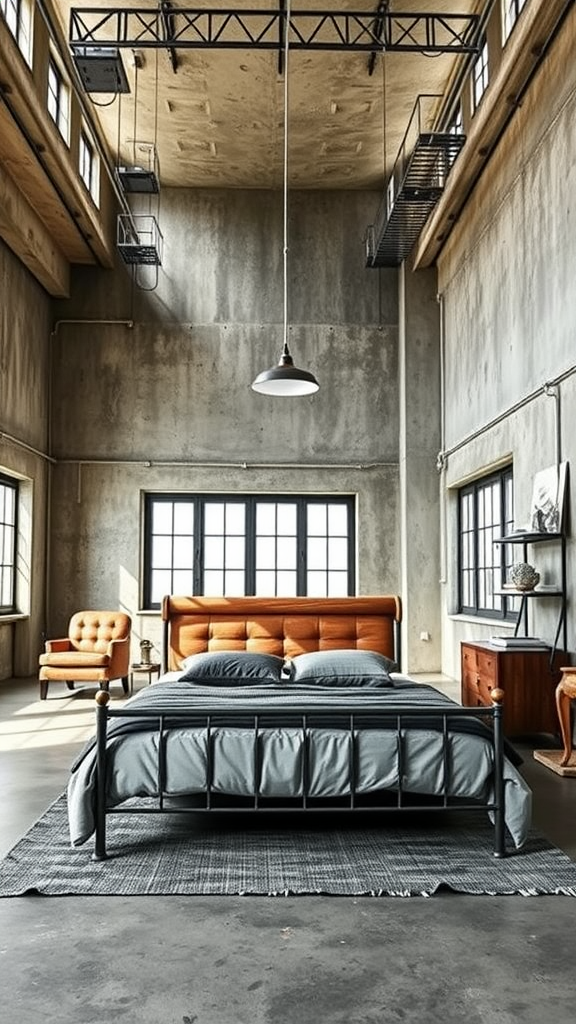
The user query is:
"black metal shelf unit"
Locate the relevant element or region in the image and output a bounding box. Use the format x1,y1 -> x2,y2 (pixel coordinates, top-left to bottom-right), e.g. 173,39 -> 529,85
494,531 -> 567,657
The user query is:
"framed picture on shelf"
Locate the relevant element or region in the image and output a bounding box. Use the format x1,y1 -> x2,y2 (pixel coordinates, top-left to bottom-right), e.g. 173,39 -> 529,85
529,462 -> 568,533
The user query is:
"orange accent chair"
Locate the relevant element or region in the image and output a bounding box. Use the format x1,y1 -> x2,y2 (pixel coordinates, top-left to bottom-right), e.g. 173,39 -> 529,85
39,611 -> 132,700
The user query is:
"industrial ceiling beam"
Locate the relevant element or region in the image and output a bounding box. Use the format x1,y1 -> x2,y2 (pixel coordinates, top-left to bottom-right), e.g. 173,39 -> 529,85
159,0 -> 179,72
69,6 -> 480,55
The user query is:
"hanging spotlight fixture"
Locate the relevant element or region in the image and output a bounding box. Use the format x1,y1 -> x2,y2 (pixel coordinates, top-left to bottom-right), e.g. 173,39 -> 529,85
251,0 -> 319,397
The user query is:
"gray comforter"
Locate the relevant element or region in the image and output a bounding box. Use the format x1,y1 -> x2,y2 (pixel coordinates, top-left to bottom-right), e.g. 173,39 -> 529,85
67,675 -> 532,848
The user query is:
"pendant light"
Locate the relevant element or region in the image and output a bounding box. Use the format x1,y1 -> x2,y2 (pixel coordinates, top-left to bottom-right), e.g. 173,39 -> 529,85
251,0 -> 319,397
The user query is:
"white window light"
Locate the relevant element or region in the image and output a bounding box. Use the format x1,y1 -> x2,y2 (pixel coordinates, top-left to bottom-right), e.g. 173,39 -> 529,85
448,104 -> 463,136
0,0 -> 33,66
79,128 -> 100,206
47,56 -> 70,144
503,0 -> 528,43
472,39 -> 489,112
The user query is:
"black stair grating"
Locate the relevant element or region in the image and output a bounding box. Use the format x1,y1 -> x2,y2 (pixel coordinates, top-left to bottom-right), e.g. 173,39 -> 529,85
366,131 -> 466,267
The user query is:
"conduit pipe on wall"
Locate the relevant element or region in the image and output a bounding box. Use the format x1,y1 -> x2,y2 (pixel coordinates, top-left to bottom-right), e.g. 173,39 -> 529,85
69,460 -> 397,504
50,318 -> 135,340
0,431 -> 56,464
436,362 -> 576,470
62,460 -> 395,469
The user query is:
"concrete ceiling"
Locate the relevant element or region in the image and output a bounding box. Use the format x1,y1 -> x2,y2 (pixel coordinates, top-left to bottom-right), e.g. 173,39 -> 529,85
55,0 -> 480,191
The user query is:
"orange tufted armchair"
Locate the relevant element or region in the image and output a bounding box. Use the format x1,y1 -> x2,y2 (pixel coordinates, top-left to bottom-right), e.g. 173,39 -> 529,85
38,611 -> 132,700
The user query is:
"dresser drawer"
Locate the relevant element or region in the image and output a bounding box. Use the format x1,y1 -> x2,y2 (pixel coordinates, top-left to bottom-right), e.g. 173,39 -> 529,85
462,648 -> 478,674
476,651 -> 496,681
461,641 -> 564,735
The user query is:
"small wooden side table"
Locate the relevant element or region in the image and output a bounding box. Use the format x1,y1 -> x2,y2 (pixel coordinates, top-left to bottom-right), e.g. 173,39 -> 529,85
129,662 -> 161,695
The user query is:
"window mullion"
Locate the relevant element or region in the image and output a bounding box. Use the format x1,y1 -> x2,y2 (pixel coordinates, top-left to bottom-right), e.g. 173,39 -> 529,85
245,499 -> 256,595
296,499 -> 307,596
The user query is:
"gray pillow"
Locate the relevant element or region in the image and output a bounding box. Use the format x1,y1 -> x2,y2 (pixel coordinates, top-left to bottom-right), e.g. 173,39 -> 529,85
179,651 -> 284,686
286,648 -> 397,687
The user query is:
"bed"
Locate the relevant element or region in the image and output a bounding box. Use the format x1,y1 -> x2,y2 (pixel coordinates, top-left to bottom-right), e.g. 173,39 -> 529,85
67,595 -> 532,859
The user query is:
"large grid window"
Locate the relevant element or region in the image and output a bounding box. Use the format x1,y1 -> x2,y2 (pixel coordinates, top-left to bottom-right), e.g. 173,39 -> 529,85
459,467 -> 518,619
503,0 -> 528,42
0,0 -> 33,64
144,494 -> 355,608
471,37 -> 489,112
47,57 -> 70,142
0,475 -> 18,614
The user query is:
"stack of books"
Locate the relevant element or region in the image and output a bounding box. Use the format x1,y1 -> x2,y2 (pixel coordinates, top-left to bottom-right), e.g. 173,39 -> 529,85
489,636 -> 549,648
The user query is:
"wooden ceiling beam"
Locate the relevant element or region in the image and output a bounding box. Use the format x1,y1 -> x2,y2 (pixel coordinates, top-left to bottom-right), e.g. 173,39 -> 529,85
0,161 -> 70,297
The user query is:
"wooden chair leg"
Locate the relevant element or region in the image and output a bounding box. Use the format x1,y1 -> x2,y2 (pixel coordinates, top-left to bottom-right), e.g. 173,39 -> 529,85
121,675 -> 129,695
556,672 -> 576,767
39,679 -> 48,700
65,681 -> 75,690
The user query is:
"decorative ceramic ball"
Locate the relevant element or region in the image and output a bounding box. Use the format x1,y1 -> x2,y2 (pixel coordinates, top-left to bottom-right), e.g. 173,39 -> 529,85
509,562 -> 540,591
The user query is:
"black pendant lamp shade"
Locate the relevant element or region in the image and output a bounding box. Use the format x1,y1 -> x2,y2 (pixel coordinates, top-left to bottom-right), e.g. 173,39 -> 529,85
251,341 -> 319,396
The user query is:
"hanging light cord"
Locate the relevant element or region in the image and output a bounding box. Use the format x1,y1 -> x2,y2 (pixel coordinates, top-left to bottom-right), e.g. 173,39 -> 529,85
282,0 -> 291,356
251,0 -> 318,393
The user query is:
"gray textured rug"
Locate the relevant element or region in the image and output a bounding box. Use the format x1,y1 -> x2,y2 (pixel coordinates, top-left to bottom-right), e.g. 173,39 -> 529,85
2,794 -> 576,897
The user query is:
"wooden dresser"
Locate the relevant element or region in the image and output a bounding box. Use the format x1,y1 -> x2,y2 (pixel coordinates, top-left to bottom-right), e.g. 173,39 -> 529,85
460,641 -> 563,736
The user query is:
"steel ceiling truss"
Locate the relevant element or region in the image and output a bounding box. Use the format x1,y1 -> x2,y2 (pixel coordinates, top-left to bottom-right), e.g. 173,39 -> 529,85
69,6 -> 480,56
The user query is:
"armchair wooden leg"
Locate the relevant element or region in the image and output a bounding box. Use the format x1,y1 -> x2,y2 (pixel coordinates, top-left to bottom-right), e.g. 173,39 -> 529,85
556,671 -> 576,767
121,675 -> 129,695
39,680 -> 48,700
65,681 -> 75,690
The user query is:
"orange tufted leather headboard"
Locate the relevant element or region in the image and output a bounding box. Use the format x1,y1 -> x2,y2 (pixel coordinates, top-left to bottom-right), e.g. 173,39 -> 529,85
161,596 -> 402,673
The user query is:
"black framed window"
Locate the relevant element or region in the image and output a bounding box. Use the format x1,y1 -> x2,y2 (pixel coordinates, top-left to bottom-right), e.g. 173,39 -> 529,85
471,37 -> 489,112
79,129 -> 99,203
458,467 -> 518,619
47,57 -> 70,142
143,494 -> 355,608
447,103 -> 463,136
0,474 -> 18,614
503,0 -> 528,41
0,0 -> 32,63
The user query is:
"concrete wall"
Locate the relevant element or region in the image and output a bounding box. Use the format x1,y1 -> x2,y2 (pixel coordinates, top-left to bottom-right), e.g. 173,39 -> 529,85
47,188 -> 406,664
437,10 -> 576,678
398,264 -> 442,672
0,237 -> 51,676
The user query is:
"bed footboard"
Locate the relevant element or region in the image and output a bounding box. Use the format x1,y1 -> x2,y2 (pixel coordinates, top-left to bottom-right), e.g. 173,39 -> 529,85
91,689 -> 507,861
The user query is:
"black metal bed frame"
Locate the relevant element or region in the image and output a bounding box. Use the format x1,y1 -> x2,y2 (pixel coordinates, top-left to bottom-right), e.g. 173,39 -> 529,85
92,689 -> 507,861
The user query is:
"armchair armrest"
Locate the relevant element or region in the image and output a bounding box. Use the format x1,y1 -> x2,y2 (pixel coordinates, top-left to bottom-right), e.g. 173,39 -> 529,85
45,638 -> 72,653
107,635 -> 130,654
107,634 -> 131,677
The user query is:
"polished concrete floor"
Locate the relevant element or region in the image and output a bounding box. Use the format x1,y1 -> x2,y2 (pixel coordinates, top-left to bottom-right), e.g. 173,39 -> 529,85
1,675 -> 576,1024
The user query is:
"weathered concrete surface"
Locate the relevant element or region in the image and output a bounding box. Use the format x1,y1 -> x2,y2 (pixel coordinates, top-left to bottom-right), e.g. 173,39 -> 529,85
437,10 -> 576,677
3,892 -> 576,1024
45,189 -> 405,654
49,321 -> 398,464
398,264 -> 442,672
0,238 -> 51,677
